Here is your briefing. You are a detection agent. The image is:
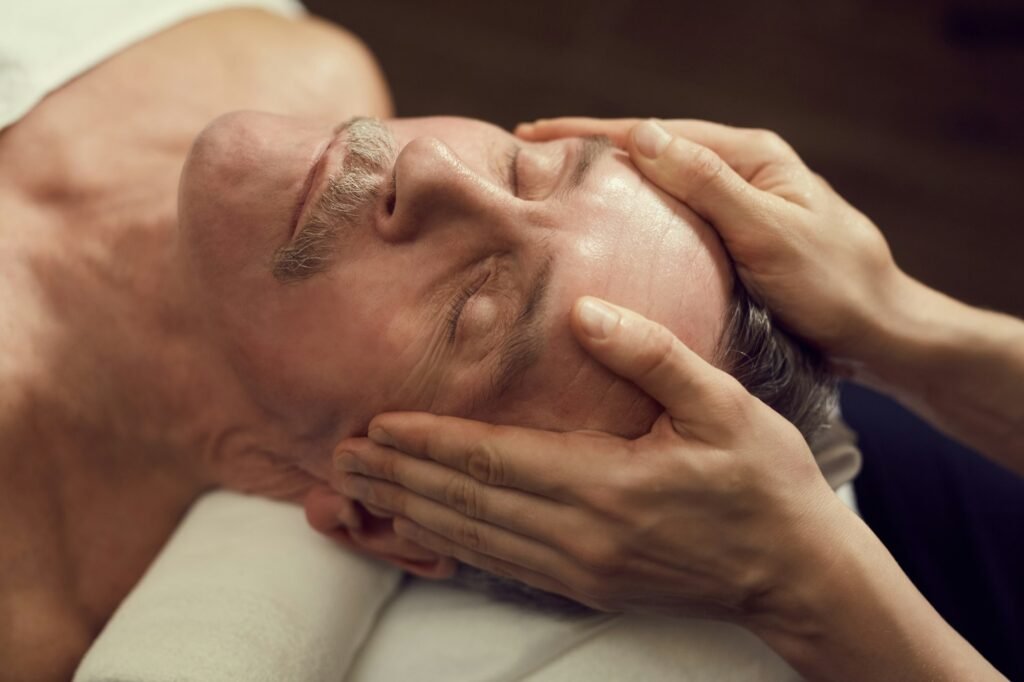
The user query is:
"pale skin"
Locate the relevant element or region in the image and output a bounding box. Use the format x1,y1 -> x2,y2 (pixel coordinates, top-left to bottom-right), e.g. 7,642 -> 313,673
334,118 -> 1022,680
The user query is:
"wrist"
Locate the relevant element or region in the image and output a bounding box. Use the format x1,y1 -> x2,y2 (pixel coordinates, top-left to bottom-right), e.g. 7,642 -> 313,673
742,492 -> 1005,681
740,497 -> 870,645
833,272 -> 959,390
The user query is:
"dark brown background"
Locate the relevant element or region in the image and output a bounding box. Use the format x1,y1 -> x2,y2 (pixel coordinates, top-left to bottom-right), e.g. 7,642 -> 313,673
307,0 -> 1024,316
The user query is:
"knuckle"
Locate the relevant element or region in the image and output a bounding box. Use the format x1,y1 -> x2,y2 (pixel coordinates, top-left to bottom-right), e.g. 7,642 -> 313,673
393,517 -> 426,544
673,142 -> 724,193
580,483 -> 632,519
366,481 -> 400,513
633,325 -> 678,382
443,476 -> 483,518
704,373 -> 752,419
451,520 -> 486,552
751,129 -> 793,156
464,437 -> 504,485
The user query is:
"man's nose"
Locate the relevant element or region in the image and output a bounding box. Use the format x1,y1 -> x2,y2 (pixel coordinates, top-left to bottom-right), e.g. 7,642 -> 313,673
374,136 -> 508,243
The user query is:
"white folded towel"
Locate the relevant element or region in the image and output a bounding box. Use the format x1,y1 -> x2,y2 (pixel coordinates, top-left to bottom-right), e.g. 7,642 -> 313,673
73,492 -> 402,682
74,489 -> 808,682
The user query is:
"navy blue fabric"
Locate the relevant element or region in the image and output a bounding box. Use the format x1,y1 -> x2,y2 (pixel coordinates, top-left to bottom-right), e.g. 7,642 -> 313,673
842,382 -> 1024,681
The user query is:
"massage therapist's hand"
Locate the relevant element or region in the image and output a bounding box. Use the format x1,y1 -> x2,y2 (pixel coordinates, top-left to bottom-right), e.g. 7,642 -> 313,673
334,297 -> 848,622
334,298 -> 1005,682
518,117 -> 905,367
521,117 -> 1024,471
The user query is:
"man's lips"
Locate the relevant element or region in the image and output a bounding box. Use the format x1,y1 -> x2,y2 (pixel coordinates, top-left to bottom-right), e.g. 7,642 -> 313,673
289,126 -> 347,239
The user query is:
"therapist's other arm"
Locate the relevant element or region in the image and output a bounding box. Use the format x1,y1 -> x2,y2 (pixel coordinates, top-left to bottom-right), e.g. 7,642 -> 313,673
523,118 -> 1024,475
335,299 -> 1004,682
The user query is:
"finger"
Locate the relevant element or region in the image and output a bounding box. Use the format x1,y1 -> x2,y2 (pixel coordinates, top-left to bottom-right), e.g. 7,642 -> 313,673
391,518 -> 590,607
516,117 -> 642,145
518,118 -> 808,174
363,413 -> 620,502
628,120 -> 792,242
334,440 -> 587,546
570,296 -> 747,438
340,473 -> 586,588
639,119 -> 806,176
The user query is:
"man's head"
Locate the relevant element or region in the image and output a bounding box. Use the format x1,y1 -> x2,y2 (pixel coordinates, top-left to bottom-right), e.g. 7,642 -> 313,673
178,114 -> 740,469
177,112 -> 834,590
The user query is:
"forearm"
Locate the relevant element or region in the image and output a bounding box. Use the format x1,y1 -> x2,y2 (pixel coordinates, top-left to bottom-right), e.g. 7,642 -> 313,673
750,505 -> 1006,681
845,273 -> 1024,475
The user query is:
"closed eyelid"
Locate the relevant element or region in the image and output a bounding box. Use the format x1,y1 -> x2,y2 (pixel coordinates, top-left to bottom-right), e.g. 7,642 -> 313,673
440,253 -> 509,345
487,143 -> 521,195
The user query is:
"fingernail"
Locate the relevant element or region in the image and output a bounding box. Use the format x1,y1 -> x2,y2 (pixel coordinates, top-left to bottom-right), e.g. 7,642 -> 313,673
368,427 -> 395,448
514,122 -> 535,136
577,298 -> 620,339
633,120 -> 672,158
334,450 -> 363,474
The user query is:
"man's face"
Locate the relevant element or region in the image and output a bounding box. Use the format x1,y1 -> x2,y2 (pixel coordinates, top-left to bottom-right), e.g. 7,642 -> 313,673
178,114 -> 732,474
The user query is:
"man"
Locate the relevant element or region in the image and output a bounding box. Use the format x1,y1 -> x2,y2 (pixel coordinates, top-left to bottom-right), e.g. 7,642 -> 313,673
0,6 -> 834,679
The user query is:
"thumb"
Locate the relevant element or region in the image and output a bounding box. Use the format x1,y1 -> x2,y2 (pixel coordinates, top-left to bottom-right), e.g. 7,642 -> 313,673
570,296 -> 744,439
628,120 -> 781,244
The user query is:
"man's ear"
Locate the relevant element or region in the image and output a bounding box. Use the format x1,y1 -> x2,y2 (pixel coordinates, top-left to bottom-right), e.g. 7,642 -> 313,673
303,485 -> 457,579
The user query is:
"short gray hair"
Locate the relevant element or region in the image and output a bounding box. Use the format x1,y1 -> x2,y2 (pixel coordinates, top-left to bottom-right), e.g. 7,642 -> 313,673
717,275 -> 837,445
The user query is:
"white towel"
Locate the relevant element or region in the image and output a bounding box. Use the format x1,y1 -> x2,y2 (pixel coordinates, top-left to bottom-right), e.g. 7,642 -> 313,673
347,579 -> 797,682
73,492 -> 402,682
73,488 -> 816,682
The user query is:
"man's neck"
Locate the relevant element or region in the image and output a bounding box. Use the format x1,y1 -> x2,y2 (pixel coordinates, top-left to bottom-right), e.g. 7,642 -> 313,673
0,145 -> 282,640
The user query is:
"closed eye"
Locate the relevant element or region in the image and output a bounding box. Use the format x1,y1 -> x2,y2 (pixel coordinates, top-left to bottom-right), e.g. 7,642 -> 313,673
445,269 -> 491,343
506,145 -> 521,197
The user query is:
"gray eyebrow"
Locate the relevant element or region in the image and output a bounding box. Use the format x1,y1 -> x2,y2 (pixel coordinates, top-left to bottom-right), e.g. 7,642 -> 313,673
564,135 -> 614,194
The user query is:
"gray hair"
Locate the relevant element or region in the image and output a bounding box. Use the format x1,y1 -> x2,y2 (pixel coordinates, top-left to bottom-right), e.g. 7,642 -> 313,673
717,276 -> 837,445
